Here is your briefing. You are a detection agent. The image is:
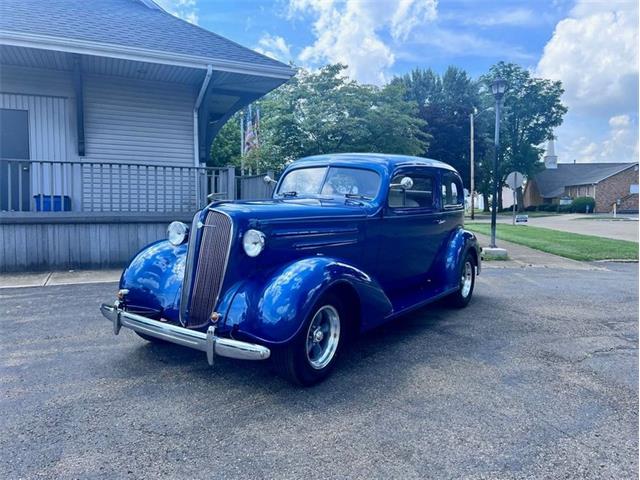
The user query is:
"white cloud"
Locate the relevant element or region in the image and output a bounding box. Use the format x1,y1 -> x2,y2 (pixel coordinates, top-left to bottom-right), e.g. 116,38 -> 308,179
255,34 -> 292,63
558,114 -> 638,163
390,0 -> 438,41
454,8 -> 542,27
406,27 -> 534,61
155,0 -> 199,24
536,0 -> 638,115
288,0 -> 437,85
537,0 -> 638,163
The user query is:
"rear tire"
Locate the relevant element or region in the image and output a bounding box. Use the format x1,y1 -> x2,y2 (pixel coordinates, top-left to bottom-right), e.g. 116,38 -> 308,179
447,252 -> 476,308
271,292 -> 345,386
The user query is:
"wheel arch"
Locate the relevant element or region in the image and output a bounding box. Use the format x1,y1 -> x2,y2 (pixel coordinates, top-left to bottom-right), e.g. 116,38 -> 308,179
222,256 -> 389,346
323,280 -> 362,342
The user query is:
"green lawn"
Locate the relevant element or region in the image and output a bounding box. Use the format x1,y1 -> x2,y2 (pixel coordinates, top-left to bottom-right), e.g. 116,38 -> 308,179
465,223 -> 639,261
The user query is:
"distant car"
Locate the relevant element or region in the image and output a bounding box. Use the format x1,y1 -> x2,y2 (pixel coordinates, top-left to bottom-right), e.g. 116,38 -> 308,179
101,153 -> 480,385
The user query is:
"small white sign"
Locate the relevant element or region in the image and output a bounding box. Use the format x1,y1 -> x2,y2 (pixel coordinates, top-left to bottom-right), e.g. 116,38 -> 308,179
515,214 -> 528,224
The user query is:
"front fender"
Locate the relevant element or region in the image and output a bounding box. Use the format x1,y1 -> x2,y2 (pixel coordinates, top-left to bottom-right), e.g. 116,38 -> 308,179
119,240 -> 186,323
221,257 -> 392,345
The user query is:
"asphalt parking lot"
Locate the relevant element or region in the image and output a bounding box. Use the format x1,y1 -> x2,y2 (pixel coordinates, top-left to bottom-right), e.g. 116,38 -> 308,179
1,263 -> 638,479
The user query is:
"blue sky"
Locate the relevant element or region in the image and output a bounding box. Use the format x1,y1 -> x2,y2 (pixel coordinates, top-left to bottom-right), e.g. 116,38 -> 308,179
159,0 -> 639,165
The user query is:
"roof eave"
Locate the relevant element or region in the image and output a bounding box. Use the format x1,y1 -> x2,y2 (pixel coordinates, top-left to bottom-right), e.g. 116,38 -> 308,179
0,29 -> 296,80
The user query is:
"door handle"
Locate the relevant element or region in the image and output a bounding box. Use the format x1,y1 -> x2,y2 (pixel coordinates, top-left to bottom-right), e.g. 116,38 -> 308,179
435,219 -> 446,225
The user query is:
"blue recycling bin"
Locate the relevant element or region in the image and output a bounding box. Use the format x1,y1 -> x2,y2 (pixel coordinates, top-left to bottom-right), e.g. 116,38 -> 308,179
34,195 -> 72,212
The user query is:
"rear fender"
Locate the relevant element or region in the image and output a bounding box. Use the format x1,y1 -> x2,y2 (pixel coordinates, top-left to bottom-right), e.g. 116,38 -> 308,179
221,256 -> 392,345
434,227 -> 480,289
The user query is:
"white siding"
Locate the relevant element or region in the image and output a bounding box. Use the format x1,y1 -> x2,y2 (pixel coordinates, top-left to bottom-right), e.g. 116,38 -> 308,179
0,93 -> 71,162
1,64 -> 198,211
83,74 -> 195,165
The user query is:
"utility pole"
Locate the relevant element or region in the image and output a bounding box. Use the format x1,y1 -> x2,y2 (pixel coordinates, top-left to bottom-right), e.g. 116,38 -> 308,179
469,112 -> 475,220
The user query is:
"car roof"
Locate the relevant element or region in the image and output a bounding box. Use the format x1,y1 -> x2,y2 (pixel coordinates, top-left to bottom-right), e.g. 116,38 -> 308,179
290,153 -> 458,174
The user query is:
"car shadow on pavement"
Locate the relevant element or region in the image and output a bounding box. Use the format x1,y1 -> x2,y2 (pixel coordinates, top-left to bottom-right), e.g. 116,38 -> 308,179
111,297 -> 470,403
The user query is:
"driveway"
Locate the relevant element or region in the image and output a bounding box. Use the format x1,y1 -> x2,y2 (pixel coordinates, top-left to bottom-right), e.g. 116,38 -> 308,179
527,214 -> 638,242
476,213 -> 639,242
1,263 -> 638,479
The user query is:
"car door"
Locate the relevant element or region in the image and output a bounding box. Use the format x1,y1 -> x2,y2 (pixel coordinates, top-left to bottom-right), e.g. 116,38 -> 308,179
373,167 -> 446,294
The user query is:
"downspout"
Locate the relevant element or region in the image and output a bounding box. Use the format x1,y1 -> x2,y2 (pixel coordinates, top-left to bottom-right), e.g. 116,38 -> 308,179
194,65 -> 213,167
193,65 -> 213,205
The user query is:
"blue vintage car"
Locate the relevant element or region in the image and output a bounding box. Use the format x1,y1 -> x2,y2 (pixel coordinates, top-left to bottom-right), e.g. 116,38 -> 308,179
101,153 -> 480,385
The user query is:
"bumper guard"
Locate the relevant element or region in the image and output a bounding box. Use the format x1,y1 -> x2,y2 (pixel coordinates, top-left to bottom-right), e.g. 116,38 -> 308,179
100,302 -> 270,364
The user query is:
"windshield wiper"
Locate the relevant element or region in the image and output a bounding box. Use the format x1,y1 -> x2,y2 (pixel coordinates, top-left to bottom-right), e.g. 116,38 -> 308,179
345,193 -> 372,201
279,191 -> 298,197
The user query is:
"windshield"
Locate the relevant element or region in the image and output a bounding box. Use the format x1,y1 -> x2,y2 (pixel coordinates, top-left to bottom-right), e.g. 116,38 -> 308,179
276,167 -> 381,199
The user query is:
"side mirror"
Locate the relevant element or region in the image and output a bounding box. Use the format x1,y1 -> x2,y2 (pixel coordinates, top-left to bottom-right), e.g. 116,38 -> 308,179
391,176 -> 414,190
400,176 -> 414,190
263,175 -> 277,185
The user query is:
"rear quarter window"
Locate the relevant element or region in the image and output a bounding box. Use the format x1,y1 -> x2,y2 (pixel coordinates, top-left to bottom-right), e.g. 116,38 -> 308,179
441,172 -> 463,209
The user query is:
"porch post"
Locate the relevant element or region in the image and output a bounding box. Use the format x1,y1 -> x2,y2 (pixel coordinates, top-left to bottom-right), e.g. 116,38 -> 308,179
226,166 -> 236,200
72,55 -> 85,156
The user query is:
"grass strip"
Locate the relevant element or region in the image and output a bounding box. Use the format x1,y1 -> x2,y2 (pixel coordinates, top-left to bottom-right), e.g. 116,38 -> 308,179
465,223 -> 638,261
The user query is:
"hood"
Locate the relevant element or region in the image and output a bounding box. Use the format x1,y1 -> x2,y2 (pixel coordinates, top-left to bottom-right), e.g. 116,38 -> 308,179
211,197 -> 375,225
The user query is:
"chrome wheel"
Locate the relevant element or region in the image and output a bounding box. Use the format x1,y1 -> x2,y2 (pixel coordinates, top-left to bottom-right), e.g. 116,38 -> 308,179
461,260 -> 473,298
306,305 -> 341,370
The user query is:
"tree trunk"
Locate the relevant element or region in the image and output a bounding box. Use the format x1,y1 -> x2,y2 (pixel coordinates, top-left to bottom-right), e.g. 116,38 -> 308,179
516,186 -> 525,212
482,192 -> 490,212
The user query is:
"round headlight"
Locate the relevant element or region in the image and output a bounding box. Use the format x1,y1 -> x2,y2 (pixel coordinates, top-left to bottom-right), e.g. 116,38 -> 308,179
167,221 -> 189,246
243,229 -> 265,257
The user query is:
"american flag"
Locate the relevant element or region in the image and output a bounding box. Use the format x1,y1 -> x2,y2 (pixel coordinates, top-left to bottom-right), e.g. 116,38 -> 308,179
242,104 -> 260,155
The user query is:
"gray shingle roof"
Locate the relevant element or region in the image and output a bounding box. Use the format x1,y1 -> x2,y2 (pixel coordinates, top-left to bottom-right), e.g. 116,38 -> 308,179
0,0 -> 289,70
533,163 -> 638,198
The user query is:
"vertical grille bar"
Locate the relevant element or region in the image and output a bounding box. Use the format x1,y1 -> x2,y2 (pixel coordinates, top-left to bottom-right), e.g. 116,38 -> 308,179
184,210 -> 233,328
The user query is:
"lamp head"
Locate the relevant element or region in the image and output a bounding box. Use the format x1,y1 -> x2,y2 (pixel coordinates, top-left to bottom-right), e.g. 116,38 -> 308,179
491,77 -> 507,99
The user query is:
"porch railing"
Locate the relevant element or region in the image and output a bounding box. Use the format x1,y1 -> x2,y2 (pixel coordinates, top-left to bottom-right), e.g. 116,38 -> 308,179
0,159 -> 235,214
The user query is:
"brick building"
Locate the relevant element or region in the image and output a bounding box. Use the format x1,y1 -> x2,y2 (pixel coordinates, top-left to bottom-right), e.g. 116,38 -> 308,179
523,141 -> 639,213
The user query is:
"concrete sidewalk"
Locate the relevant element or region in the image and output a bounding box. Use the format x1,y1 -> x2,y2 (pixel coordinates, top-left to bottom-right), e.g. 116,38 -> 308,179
0,269 -> 121,289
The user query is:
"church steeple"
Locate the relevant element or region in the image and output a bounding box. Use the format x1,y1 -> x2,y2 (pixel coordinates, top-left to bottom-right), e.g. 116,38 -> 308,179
544,139 -> 558,169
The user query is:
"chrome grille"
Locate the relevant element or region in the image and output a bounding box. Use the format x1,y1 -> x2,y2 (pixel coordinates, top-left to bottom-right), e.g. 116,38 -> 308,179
184,210 -> 233,328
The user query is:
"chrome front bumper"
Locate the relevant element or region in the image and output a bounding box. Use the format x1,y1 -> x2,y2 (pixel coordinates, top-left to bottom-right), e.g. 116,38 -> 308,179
100,302 -> 270,364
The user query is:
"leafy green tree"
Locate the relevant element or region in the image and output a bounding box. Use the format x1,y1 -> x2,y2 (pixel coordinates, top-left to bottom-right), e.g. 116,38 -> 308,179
211,64 -> 429,173
210,111 -> 241,168
480,62 -> 567,209
392,66 -> 490,188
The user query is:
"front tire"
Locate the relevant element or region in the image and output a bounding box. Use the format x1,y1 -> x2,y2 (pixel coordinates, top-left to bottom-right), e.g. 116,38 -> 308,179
271,293 -> 344,386
447,252 -> 476,308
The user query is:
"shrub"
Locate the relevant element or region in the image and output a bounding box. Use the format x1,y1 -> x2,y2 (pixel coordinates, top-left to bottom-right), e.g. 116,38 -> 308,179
524,205 -> 538,212
571,196 -> 596,213
558,204 -> 573,213
537,204 -> 556,212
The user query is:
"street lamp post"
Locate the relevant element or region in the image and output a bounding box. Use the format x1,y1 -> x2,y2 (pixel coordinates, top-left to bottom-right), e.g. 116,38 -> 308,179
489,77 -> 506,249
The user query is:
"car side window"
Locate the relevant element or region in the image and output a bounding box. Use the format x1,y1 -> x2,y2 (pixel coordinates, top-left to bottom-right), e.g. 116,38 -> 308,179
441,172 -> 463,209
388,173 -> 434,209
